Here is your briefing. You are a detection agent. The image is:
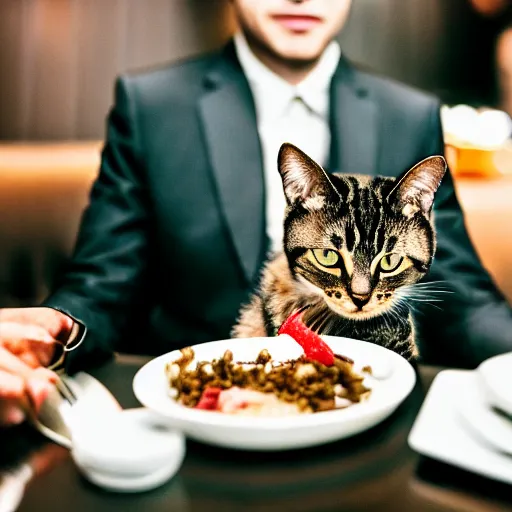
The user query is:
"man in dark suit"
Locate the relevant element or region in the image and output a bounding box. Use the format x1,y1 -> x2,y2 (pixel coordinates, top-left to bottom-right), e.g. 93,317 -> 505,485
1,0 -> 511,425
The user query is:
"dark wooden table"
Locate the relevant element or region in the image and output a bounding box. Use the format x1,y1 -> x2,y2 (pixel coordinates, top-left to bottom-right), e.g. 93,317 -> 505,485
4,356 -> 512,512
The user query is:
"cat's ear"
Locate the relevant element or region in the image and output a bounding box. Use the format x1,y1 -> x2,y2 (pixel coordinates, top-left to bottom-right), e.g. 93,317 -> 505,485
387,156 -> 447,218
278,143 -> 339,207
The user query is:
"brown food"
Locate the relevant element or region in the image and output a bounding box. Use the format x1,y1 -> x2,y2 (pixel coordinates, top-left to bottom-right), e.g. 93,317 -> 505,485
361,365 -> 373,375
165,348 -> 371,413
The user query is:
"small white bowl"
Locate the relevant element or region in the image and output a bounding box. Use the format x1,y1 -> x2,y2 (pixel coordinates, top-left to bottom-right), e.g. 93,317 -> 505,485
477,352 -> 512,417
70,408 -> 185,490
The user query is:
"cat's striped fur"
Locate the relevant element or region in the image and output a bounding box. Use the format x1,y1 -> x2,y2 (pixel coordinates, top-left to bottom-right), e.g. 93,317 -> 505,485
232,143 -> 447,361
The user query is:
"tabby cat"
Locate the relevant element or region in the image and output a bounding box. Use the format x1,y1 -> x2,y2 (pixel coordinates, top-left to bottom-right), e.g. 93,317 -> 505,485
232,143 -> 447,360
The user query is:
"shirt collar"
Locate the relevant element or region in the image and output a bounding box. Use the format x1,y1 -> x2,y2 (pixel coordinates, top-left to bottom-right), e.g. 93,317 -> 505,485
233,31 -> 341,123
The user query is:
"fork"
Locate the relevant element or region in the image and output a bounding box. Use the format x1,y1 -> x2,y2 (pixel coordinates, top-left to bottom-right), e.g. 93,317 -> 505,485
21,381 -> 74,447
54,370 -> 78,405
2,363 -> 76,444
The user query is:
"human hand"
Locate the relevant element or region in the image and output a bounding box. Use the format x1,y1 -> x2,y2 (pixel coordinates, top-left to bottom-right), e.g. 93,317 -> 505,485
0,308 -> 75,368
0,346 -> 58,426
0,307 -> 75,426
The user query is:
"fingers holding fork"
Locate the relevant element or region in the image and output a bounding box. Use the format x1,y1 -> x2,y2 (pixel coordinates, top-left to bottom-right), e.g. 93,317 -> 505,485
0,346 -> 58,426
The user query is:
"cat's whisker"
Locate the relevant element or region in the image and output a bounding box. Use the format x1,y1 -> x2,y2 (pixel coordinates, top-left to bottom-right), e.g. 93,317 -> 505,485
408,306 -> 427,318
392,296 -> 421,317
406,298 -> 445,303
318,314 -> 334,335
412,285 -> 453,290
406,289 -> 453,295
396,284 -> 452,308
412,286 -> 455,294
391,302 -> 409,321
412,285 -> 452,290
381,314 -> 392,333
304,304 -> 339,336
410,300 -> 443,311
304,308 -> 320,330
310,308 -> 330,333
408,285 -> 453,294
402,291 -> 447,299
425,303 -> 443,311
407,297 -> 445,305
395,289 -> 446,312
408,290 -> 453,297
413,280 -> 451,287
388,299 -> 406,321
405,293 -> 452,300
320,313 -> 336,336
386,309 -> 401,329
321,317 -> 331,335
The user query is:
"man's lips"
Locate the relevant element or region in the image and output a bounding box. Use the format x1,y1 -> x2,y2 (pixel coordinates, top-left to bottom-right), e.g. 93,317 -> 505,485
271,14 -> 323,32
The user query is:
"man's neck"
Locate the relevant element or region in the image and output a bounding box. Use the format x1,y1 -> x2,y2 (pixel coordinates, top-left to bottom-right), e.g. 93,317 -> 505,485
244,33 -> 320,86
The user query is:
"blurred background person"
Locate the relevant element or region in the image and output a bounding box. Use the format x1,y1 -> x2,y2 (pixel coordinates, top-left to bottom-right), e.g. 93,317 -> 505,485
469,0 -> 509,17
496,24 -> 512,117
466,0 -> 512,112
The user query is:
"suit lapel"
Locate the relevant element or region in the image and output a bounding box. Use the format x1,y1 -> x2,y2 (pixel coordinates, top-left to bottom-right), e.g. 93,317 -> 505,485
329,59 -> 379,176
198,44 -> 266,285
197,49 -> 379,284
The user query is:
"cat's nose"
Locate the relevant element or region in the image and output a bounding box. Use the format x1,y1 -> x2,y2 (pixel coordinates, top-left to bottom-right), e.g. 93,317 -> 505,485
351,293 -> 371,310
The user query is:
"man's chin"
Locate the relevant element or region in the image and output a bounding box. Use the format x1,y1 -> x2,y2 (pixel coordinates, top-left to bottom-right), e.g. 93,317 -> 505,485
270,41 -> 327,64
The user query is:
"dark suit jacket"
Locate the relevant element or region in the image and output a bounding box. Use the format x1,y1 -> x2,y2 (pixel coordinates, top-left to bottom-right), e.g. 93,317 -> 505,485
44,42 -> 512,372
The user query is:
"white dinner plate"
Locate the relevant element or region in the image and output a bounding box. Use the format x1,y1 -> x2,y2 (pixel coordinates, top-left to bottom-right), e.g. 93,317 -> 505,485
455,371 -> 512,455
477,352 -> 512,417
408,370 -> 512,485
133,335 -> 416,451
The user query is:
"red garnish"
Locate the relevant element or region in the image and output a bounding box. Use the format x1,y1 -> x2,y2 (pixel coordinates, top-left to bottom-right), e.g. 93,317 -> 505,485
195,387 -> 222,410
278,309 -> 335,366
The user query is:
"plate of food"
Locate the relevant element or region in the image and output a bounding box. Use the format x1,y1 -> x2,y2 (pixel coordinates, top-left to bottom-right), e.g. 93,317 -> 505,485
133,317 -> 416,450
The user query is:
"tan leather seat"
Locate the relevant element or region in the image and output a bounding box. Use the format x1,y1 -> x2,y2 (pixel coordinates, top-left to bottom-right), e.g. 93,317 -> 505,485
0,143 -> 101,306
0,143 -> 511,307
454,176 -> 512,305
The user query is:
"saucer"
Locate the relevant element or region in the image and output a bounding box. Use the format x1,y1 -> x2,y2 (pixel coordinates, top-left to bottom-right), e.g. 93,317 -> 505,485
455,371 -> 512,456
79,458 -> 182,493
408,370 -> 512,485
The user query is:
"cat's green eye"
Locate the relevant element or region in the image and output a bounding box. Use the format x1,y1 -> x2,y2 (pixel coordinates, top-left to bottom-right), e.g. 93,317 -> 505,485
312,249 -> 339,268
380,253 -> 403,273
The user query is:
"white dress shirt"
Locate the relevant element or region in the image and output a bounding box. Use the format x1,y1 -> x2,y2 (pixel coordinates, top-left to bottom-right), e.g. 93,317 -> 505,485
233,32 -> 341,254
